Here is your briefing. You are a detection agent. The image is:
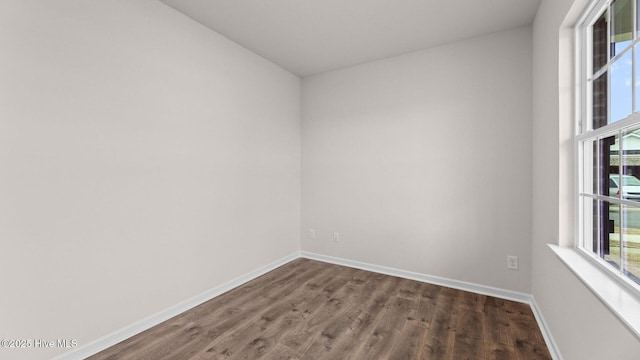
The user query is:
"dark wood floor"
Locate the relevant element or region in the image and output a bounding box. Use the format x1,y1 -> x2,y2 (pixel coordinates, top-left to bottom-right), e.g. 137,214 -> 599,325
89,258 -> 551,360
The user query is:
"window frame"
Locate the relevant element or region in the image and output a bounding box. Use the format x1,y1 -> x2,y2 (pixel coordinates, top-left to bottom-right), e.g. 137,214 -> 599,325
576,0 -> 640,297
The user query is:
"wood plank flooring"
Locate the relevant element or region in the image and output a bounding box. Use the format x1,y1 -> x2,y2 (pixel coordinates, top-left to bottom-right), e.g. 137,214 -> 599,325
88,258 -> 551,360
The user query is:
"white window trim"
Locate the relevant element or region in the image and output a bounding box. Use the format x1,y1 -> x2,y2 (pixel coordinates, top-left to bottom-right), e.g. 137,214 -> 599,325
563,0 -> 640,340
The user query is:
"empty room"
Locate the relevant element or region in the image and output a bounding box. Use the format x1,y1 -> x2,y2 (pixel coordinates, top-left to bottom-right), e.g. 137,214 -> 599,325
2,0 -> 640,359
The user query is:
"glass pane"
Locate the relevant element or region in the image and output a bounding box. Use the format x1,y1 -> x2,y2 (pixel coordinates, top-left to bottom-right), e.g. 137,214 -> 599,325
611,0 -> 633,57
583,139 -> 598,195
636,44 -> 640,112
621,128 -> 640,200
583,196 -> 597,254
605,199 -> 621,267
599,134 -> 619,197
593,11 -> 608,71
596,200 -> 620,266
621,205 -> 640,285
611,51 -> 633,122
593,72 -> 608,130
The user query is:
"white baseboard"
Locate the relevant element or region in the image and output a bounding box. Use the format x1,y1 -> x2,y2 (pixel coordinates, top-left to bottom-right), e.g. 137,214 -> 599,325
57,250 -> 562,360
301,251 -> 563,360
529,297 -> 564,360
54,251 -> 300,360
300,251 -> 531,303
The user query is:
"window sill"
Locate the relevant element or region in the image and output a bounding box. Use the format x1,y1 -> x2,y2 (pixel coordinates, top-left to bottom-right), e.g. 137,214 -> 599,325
548,244 -> 640,340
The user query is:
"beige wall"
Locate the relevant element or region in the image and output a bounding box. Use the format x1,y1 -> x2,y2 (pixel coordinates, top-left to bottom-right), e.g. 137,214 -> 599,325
301,26 -> 533,293
0,1 -> 300,359
532,0 -> 640,358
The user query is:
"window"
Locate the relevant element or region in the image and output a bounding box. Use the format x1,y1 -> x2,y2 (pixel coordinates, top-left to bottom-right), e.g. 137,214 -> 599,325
578,0 -> 640,291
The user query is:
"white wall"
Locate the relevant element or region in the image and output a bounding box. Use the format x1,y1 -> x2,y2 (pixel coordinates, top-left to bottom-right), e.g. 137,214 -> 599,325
301,26 -> 533,293
0,1 -> 300,359
532,0 -> 640,358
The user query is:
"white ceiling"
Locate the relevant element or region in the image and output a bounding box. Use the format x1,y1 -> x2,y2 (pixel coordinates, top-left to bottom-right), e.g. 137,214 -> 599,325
159,0 -> 541,77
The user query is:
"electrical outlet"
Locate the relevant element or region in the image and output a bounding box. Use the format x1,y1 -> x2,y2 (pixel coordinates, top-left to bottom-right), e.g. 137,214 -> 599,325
333,232 -> 340,242
507,255 -> 519,270
309,228 -> 316,239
